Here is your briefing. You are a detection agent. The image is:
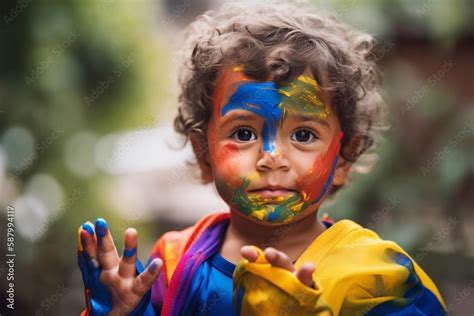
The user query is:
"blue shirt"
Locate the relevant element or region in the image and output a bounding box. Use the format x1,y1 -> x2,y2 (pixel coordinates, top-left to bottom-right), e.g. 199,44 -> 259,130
181,251 -> 236,315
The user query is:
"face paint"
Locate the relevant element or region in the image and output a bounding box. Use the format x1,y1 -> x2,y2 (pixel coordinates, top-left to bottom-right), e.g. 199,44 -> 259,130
221,81 -> 282,155
297,131 -> 343,205
216,143 -> 240,177
229,177 -> 303,222
209,67 -> 341,224
279,74 -> 330,121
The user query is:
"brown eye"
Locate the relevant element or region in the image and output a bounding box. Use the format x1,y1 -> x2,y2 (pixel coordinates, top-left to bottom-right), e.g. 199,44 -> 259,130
291,129 -> 316,143
231,128 -> 257,142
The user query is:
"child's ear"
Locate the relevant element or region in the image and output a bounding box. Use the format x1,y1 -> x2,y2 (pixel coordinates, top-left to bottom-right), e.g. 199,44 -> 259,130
189,133 -> 214,184
332,156 -> 352,187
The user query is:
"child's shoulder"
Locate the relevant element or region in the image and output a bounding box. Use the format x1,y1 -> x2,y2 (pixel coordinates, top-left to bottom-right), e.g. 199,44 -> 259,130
309,218 -> 407,263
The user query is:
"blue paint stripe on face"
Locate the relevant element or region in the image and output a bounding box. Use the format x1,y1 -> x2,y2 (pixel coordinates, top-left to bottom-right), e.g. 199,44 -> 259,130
221,81 -> 282,154
311,155 -> 339,205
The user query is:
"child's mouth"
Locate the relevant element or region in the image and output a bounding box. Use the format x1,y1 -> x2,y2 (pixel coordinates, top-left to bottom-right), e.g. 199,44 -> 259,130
248,189 -> 297,199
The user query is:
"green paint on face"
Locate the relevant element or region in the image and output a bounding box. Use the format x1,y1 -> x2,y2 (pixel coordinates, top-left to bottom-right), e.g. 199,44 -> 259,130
278,75 -> 330,120
228,177 -> 310,223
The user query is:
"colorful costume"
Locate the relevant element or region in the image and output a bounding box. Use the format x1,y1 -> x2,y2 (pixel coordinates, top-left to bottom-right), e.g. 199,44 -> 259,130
79,212 -> 447,315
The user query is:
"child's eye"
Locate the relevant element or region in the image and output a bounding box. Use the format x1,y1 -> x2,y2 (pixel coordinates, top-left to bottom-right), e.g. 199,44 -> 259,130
231,128 -> 257,142
291,128 -> 317,143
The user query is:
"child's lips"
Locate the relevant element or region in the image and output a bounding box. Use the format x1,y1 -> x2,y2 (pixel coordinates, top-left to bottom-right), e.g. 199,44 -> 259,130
248,189 -> 297,199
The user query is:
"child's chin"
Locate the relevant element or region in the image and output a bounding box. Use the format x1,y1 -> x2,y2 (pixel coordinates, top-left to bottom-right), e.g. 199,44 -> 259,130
243,206 -> 305,225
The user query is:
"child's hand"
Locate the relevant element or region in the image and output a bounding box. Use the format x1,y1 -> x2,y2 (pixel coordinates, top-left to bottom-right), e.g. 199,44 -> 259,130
78,218 -> 162,316
241,246 -> 316,288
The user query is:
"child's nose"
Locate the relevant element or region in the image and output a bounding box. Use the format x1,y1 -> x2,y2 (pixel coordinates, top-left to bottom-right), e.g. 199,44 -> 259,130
256,149 -> 290,172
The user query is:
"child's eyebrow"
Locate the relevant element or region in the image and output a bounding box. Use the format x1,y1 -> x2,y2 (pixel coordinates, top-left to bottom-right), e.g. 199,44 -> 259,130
290,113 -> 331,129
219,111 -> 259,125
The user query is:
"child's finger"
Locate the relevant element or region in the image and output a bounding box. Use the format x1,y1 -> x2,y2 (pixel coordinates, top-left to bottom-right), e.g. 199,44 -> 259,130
118,228 -> 138,279
264,247 -> 294,272
95,218 -> 120,271
241,245 -> 258,262
81,230 -> 100,271
77,226 -> 91,282
77,225 -> 85,252
81,221 -> 99,268
132,258 -> 162,298
294,262 -> 316,288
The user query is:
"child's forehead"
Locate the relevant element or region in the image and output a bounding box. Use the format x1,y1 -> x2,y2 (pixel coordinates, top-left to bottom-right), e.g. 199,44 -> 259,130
212,65 -> 330,119
213,65 -> 317,98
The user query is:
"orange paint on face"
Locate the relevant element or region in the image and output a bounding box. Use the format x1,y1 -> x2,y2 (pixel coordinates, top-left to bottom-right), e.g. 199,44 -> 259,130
217,143 -> 240,176
296,131 -> 343,204
207,122 -> 242,189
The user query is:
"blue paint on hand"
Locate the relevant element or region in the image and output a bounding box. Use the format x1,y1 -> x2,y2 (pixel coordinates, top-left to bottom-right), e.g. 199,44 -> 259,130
82,222 -> 95,235
149,260 -> 160,273
124,247 -> 137,258
95,218 -> 108,238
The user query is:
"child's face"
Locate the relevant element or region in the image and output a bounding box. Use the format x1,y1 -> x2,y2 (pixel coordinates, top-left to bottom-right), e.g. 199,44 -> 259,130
206,66 -> 344,225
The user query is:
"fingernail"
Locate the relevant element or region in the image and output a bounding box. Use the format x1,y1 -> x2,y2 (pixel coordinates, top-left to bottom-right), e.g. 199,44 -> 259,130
82,223 -> 94,235
123,247 -> 137,258
149,260 -> 160,272
95,218 -> 108,238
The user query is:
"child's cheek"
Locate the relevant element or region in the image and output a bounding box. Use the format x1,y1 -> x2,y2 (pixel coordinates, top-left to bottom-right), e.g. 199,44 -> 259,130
207,122 -> 246,184
213,143 -> 241,182
211,143 -> 247,207
296,131 -> 343,203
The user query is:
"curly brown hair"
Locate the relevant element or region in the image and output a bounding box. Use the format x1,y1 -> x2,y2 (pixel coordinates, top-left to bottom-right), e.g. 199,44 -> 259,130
173,2 -> 388,187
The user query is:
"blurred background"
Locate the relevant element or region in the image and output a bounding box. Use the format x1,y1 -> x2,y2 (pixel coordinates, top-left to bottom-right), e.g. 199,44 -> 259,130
0,0 -> 473,314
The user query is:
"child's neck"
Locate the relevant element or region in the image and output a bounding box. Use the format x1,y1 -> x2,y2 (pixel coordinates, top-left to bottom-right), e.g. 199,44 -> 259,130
220,209 -> 327,264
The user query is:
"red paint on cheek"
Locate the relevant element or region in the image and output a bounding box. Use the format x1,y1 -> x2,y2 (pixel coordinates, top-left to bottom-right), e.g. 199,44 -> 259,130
208,125 -> 241,177
296,131 -> 343,202
216,143 -> 240,177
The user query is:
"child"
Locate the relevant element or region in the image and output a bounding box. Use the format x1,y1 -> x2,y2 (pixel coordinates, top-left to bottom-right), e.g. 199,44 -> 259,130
77,3 -> 447,315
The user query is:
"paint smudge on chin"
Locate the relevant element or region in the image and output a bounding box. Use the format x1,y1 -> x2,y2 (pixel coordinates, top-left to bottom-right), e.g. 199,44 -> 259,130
224,175 -> 308,224
297,131 -> 343,205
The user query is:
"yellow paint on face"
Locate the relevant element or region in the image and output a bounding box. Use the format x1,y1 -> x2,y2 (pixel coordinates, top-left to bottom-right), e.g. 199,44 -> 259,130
278,74 -> 330,121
